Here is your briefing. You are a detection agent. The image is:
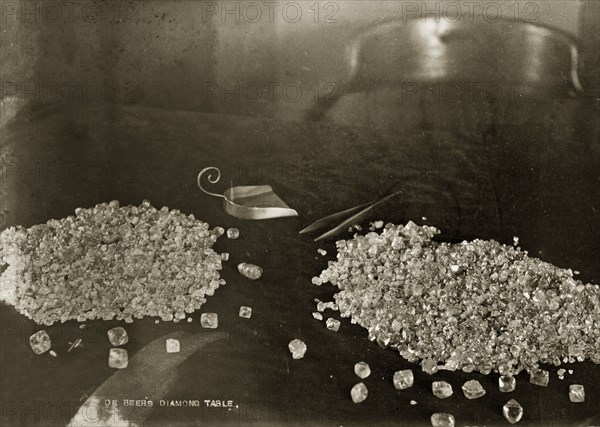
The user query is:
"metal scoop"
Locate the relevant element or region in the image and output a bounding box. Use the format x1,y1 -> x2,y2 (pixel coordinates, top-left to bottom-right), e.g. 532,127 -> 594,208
197,167 -> 298,220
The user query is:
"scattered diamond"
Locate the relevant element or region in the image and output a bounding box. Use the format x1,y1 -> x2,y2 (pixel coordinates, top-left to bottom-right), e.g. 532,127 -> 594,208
239,306 -> 252,318
166,339 -> 180,353
221,252 -> 230,261
312,312 -> 323,321
226,228 -> 239,239
569,384 -> 585,402
108,348 -> 128,369
187,317 -> 193,323
107,327 -> 128,346
557,368 -> 566,380
317,248 -> 327,256
529,368 -> 549,387
79,324 -> 86,330
214,227 -> 225,236
350,382 -> 368,403
49,350 -> 57,357
200,313 -> 218,329
29,330 -> 51,355
354,362 -> 371,379
432,381 -> 453,399
430,413 -> 455,427
502,399 -> 524,424
568,369 -> 573,374
462,379 -> 486,399
499,375 -> 516,392
326,318 -> 341,332
155,320 -> 160,324
288,339 -> 307,360
237,263 -> 263,280
393,369 -> 414,390
409,400 -> 417,406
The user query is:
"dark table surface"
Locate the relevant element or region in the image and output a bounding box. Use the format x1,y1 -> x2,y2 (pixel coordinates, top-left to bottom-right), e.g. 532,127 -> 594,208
0,101 -> 599,427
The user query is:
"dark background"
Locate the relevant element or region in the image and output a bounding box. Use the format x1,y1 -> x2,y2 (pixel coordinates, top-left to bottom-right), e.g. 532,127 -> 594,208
1,1 -> 599,426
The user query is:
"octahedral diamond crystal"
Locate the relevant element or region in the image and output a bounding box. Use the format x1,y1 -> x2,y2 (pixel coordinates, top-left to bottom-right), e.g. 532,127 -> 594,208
239,306 -> 252,318
237,263 -> 263,280
312,312 -> 323,321
226,228 -> 239,239
166,338 -> 180,353
350,382 -> 368,403
393,369 -> 414,390
354,362 -> 371,379
432,381 -> 453,399
29,330 -> 51,355
430,413 -> 455,427
569,384 -> 585,402
529,368 -> 549,386
108,348 -> 128,369
200,313 -> 218,329
326,318 -> 340,332
502,399 -> 523,424
288,339 -> 307,360
462,379 -> 486,399
107,327 -> 128,346
499,375 -> 516,392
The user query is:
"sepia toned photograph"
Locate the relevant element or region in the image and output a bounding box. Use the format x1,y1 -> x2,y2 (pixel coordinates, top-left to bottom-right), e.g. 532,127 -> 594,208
1,1 -> 599,426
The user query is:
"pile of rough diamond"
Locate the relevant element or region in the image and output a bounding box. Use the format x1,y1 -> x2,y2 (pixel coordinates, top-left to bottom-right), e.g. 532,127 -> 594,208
312,221 -> 600,375
0,201 -> 224,325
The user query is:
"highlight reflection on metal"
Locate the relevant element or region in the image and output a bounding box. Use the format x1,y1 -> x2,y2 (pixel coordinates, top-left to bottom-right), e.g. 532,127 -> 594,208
197,167 -> 298,220
310,16 -> 584,120
299,190 -> 404,242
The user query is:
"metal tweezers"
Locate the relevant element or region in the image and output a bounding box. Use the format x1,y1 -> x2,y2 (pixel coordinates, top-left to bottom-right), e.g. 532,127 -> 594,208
299,188 -> 404,242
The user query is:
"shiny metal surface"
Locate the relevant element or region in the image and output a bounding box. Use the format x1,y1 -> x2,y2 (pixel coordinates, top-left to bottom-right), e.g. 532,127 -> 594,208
309,17 -> 584,120
348,18 -> 582,90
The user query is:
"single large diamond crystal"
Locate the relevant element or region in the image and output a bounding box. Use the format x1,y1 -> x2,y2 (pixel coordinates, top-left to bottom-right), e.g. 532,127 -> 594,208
226,228 -> 239,239
326,318 -> 341,332
350,382 -> 368,403
239,306 -> 252,318
499,375 -> 516,392
107,327 -> 128,346
432,381 -> 453,399
462,379 -> 486,399
108,348 -> 128,369
569,384 -> 585,402
393,369 -> 414,390
354,362 -> 371,379
430,413 -> 455,427
288,339 -> 307,360
200,313 -> 219,329
529,368 -> 549,387
237,263 -> 262,280
166,338 -> 180,353
29,330 -> 51,355
502,399 -> 523,424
